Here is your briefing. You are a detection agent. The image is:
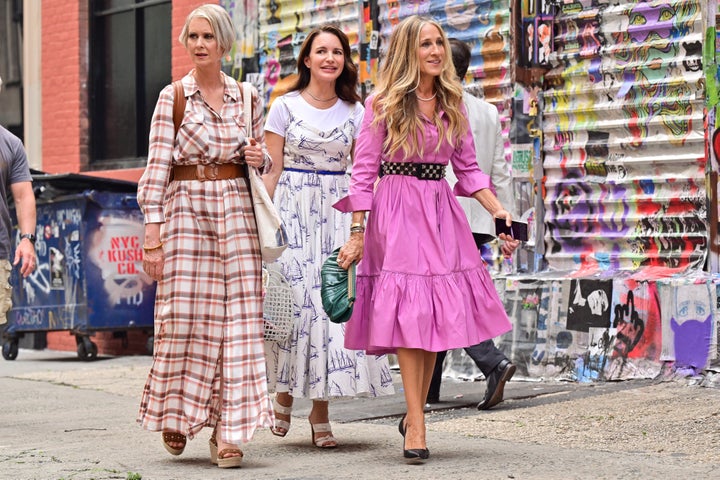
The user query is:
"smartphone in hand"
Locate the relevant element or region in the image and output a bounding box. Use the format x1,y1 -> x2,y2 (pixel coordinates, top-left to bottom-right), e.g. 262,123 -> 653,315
494,217 -> 529,241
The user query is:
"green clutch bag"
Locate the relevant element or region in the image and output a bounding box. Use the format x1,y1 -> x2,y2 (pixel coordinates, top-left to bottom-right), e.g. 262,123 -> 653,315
320,247 -> 356,324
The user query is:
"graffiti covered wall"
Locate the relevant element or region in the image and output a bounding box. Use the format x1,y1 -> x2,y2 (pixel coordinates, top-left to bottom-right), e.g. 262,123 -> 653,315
257,0 -> 363,103
227,1 -> 720,382
542,0 -> 707,275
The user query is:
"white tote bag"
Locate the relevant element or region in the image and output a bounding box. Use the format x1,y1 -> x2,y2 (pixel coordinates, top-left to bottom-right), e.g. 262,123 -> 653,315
242,82 -> 288,263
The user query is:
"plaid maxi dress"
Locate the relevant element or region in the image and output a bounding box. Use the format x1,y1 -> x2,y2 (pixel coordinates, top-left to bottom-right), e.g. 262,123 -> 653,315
137,72 -> 273,444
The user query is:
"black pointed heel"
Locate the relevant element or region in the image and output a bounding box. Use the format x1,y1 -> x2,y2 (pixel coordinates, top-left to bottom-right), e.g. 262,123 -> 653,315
403,446 -> 430,461
399,414 -> 429,462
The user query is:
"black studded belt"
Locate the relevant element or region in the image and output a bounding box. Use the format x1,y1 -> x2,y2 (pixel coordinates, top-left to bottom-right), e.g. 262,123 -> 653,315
381,162 -> 446,180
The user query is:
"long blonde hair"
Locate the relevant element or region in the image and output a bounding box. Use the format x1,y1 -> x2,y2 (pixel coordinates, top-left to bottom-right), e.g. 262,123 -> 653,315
372,16 -> 466,159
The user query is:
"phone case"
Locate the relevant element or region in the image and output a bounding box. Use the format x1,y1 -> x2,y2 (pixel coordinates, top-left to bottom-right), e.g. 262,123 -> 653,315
495,218 -> 529,241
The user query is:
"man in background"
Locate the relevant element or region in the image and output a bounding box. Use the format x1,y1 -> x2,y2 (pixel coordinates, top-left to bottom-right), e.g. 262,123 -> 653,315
0,75 -> 37,324
427,39 -> 518,410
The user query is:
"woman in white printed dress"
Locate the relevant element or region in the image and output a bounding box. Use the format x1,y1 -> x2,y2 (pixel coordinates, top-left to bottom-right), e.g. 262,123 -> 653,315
137,4 -> 273,468
263,25 -> 395,448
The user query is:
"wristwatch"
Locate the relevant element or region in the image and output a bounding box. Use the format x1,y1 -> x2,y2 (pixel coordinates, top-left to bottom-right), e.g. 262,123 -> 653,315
20,233 -> 36,244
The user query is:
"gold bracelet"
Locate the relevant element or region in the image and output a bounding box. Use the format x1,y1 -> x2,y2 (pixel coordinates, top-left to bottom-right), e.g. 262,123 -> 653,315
143,242 -> 163,251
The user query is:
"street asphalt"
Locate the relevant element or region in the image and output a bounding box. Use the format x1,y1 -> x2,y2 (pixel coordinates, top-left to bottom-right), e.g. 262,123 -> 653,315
1,349 -> 718,479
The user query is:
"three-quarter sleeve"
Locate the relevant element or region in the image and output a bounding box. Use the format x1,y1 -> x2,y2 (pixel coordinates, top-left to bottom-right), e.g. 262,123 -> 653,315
450,109 -> 491,197
333,96 -> 384,212
138,84 -> 176,224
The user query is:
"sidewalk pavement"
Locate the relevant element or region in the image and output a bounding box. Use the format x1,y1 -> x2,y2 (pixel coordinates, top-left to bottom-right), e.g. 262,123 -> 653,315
1,349 -> 719,480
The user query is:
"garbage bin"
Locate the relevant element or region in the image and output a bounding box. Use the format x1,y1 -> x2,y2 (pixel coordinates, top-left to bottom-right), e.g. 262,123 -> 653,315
2,172 -> 156,360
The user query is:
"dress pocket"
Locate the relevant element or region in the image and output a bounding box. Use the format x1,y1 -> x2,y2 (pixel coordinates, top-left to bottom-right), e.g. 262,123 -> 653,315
176,112 -> 208,159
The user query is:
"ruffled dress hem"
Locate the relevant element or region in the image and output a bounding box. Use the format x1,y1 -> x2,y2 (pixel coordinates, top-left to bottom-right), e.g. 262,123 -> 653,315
344,266 -> 512,355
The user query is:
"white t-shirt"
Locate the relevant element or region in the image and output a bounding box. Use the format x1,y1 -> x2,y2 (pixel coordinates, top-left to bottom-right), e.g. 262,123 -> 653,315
265,91 -> 364,138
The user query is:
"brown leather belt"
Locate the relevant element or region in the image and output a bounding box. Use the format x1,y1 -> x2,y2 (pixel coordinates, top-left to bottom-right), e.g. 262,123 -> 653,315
171,163 -> 246,182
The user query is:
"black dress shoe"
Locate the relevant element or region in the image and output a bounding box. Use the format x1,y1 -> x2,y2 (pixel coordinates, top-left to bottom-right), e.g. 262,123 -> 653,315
477,359 -> 516,411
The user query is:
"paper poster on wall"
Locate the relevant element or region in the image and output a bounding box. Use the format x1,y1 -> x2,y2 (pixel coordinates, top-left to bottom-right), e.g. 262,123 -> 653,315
522,19 -> 536,66
659,282 -> 716,372
566,279 -> 612,332
536,17 -> 553,66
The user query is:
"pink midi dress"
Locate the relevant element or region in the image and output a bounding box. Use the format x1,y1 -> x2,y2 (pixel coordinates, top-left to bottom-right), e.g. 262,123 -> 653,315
333,96 -> 512,355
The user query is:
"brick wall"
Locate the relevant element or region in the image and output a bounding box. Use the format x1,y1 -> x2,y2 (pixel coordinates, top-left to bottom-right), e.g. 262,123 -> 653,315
41,0 -> 82,174
172,1 -> 205,80
46,330 -> 153,357
41,0 -> 211,357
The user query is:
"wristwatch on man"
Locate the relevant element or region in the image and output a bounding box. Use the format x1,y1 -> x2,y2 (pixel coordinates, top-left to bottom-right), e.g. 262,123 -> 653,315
20,233 -> 36,244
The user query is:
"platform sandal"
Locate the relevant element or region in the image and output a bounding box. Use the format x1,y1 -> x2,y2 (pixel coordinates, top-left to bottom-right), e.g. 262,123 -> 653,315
161,431 -> 186,456
209,426 -> 243,468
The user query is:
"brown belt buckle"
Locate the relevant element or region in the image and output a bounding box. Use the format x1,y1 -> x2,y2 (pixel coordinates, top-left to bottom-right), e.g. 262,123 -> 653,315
197,163 -> 218,181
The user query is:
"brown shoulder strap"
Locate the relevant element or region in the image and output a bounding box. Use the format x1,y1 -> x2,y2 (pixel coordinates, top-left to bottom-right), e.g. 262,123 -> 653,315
172,80 -> 186,135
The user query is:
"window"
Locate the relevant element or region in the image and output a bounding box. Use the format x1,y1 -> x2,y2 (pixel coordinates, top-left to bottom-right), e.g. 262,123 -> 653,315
0,0 -> 23,138
90,0 -> 171,168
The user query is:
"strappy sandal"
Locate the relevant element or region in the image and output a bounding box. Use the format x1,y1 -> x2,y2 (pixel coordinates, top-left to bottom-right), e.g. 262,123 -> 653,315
209,426 -> 243,468
271,397 -> 292,437
310,422 -> 338,448
161,431 -> 187,456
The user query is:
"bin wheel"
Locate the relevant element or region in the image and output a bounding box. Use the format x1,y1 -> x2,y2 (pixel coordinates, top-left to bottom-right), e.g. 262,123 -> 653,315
146,336 -> 154,356
77,338 -> 98,361
2,341 -> 19,361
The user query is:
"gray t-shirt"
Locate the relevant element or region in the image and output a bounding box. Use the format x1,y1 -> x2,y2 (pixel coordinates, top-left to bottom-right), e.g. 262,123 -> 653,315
0,126 -> 32,260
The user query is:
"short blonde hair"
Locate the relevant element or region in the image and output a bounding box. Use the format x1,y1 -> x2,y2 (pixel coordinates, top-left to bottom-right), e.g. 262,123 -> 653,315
179,4 -> 235,56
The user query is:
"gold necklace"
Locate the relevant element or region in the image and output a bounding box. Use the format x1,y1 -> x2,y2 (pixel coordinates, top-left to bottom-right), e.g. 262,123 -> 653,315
304,89 -> 338,102
416,91 -> 437,101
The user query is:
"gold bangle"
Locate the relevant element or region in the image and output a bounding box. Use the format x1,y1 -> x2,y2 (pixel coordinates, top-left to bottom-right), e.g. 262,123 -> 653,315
143,242 -> 163,251
350,222 -> 364,229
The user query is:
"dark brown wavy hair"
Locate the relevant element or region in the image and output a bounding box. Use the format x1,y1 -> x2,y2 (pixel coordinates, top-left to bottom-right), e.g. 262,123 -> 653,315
289,25 -> 361,104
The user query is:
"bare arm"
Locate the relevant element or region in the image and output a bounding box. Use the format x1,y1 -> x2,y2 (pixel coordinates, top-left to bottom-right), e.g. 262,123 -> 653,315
263,131 -> 285,199
471,188 -> 518,250
10,181 -> 36,277
488,111 -> 519,257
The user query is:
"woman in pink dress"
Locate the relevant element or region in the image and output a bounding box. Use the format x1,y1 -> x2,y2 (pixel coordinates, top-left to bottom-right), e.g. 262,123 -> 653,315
334,15 -> 517,463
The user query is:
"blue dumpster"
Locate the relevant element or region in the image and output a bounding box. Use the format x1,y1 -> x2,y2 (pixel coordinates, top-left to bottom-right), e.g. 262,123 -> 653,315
2,172 -> 156,360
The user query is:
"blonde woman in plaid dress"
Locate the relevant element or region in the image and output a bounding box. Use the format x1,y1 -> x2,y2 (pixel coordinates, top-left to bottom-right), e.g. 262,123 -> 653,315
137,4 -> 273,468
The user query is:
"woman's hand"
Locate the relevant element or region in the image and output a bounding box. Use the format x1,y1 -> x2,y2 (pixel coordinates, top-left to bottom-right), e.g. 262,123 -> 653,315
243,138 -> 266,169
142,246 -> 164,282
337,233 -> 364,270
500,237 -> 520,258
494,209 -> 520,258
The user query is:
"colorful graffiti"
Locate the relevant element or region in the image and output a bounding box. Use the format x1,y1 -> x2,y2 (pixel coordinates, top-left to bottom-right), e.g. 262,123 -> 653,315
257,0 -> 361,103
236,1 -> 719,383
542,0 -> 707,273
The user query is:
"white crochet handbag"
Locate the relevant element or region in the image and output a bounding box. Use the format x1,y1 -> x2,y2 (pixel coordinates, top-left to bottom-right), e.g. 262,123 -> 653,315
261,263 -> 295,342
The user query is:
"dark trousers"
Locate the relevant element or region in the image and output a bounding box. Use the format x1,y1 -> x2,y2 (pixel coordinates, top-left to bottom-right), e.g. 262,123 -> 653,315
427,233 -> 506,401
428,340 -> 507,401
